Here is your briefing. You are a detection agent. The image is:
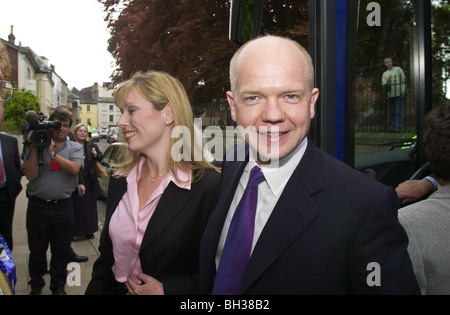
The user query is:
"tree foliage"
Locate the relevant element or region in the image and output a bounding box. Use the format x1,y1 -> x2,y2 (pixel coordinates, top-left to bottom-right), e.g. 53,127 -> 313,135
99,0 -> 309,106
100,0 -> 448,109
101,0 -> 236,106
2,89 -> 40,132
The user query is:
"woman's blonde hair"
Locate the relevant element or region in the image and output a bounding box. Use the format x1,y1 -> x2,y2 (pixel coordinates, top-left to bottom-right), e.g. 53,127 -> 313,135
73,123 -> 90,143
112,70 -> 219,182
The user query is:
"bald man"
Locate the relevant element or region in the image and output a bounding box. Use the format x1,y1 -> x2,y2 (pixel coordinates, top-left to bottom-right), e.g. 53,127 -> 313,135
200,35 -> 419,295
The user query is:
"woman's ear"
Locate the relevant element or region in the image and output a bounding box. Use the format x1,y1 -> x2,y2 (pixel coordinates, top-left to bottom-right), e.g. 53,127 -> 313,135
164,103 -> 174,125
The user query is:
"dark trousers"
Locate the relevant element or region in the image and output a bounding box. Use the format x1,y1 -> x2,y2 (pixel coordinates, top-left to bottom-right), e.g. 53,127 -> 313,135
26,197 -> 74,291
389,96 -> 404,132
0,187 -> 15,251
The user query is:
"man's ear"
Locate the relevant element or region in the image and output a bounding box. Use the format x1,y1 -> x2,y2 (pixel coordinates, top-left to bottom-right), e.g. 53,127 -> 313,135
309,88 -> 319,119
226,91 -> 237,122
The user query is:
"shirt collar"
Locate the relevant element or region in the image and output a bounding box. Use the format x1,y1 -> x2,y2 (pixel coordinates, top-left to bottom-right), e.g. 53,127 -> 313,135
247,137 -> 308,196
127,157 -> 191,190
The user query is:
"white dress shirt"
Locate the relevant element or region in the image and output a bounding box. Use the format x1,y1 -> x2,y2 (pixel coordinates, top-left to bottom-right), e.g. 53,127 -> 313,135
215,138 -> 308,268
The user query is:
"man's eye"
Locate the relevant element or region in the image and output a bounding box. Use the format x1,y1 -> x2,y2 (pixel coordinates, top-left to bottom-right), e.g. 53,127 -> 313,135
245,96 -> 259,102
284,94 -> 301,103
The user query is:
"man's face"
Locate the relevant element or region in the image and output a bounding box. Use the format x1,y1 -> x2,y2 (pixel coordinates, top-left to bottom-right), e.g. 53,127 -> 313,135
227,40 -> 319,164
384,58 -> 393,69
51,118 -> 71,142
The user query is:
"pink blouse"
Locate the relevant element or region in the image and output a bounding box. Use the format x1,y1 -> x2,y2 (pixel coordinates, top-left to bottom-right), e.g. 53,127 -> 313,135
109,157 -> 191,283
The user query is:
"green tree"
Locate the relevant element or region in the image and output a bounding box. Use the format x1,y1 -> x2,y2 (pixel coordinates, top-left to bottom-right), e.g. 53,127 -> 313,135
2,89 -> 40,132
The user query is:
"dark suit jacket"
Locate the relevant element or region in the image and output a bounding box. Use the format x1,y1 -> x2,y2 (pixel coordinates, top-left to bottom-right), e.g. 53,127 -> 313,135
0,134 -> 22,201
86,168 -> 221,295
200,140 -> 420,294
82,141 -> 103,199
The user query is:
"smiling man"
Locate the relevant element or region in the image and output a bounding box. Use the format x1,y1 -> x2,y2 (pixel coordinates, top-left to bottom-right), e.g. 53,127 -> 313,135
228,35 -> 318,164
199,35 -> 420,295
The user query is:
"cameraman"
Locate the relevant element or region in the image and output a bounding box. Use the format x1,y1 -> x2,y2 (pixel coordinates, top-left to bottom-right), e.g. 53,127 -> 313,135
22,110 -> 84,295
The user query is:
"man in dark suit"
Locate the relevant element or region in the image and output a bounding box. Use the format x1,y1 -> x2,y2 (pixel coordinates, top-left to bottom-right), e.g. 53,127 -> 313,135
0,43 -> 23,251
199,35 -> 420,294
0,130 -> 23,251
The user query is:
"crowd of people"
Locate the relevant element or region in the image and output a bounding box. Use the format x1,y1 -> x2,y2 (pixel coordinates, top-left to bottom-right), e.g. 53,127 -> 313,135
1,35 -> 449,295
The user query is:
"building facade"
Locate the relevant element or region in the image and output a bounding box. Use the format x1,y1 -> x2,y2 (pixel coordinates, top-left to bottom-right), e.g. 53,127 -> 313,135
74,82 -> 119,130
1,27 -> 71,118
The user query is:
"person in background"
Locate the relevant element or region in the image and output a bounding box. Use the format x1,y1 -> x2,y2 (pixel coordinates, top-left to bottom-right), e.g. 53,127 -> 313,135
86,71 -> 221,295
0,42 -> 22,251
54,105 -> 88,263
87,122 -> 93,138
199,35 -> 419,295
382,57 -> 406,133
22,110 -> 84,295
72,123 -> 103,240
398,104 -> 450,294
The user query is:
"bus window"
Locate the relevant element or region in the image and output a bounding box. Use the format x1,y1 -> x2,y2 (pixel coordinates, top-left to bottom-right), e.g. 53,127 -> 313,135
348,0 -> 421,187
430,1 -> 449,110
229,0 -> 265,45
350,0 -> 448,188
227,0 -> 446,188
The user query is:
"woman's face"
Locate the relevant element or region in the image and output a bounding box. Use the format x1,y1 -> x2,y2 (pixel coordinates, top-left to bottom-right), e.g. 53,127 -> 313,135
116,87 -> 171,155
76,126 -> 88,142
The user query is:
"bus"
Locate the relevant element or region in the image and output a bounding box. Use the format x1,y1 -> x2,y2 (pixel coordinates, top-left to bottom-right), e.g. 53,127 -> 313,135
229,0 -> 449,189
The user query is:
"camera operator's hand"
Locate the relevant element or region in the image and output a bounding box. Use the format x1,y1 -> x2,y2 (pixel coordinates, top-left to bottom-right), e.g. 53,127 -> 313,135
26,130 -> 34,144
45,140 -> 56,157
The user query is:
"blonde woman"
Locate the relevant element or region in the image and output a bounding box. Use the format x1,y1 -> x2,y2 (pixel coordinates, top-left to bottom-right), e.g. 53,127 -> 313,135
72,123 -> 103,239
86,71 -> 221,295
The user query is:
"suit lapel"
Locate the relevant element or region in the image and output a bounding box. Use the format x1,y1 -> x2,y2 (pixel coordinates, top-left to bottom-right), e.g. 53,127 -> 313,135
201,153 -> 248,288
139,182 -> 193,251
240,140 -> 325,293
209,159 -> 247,238
0,135 -> 10,168
104,177 -> 128,222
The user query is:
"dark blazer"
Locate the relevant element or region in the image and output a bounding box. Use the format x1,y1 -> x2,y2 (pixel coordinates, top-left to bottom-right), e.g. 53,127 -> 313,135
82,141 -> 103,199
199,140 -> 420,294
0,134 -> 22,200
86,168 -> 221,295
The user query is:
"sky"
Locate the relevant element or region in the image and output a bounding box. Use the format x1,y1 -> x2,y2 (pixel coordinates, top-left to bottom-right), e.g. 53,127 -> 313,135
0,0 -> 116,89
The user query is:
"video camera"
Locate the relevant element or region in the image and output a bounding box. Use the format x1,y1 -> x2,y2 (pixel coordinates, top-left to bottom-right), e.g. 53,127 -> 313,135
23,111 -> 62,166
25,111 -> 61,148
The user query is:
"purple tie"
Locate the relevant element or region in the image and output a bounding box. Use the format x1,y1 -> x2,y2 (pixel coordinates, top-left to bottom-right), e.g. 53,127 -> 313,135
212,166 -> 265,295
